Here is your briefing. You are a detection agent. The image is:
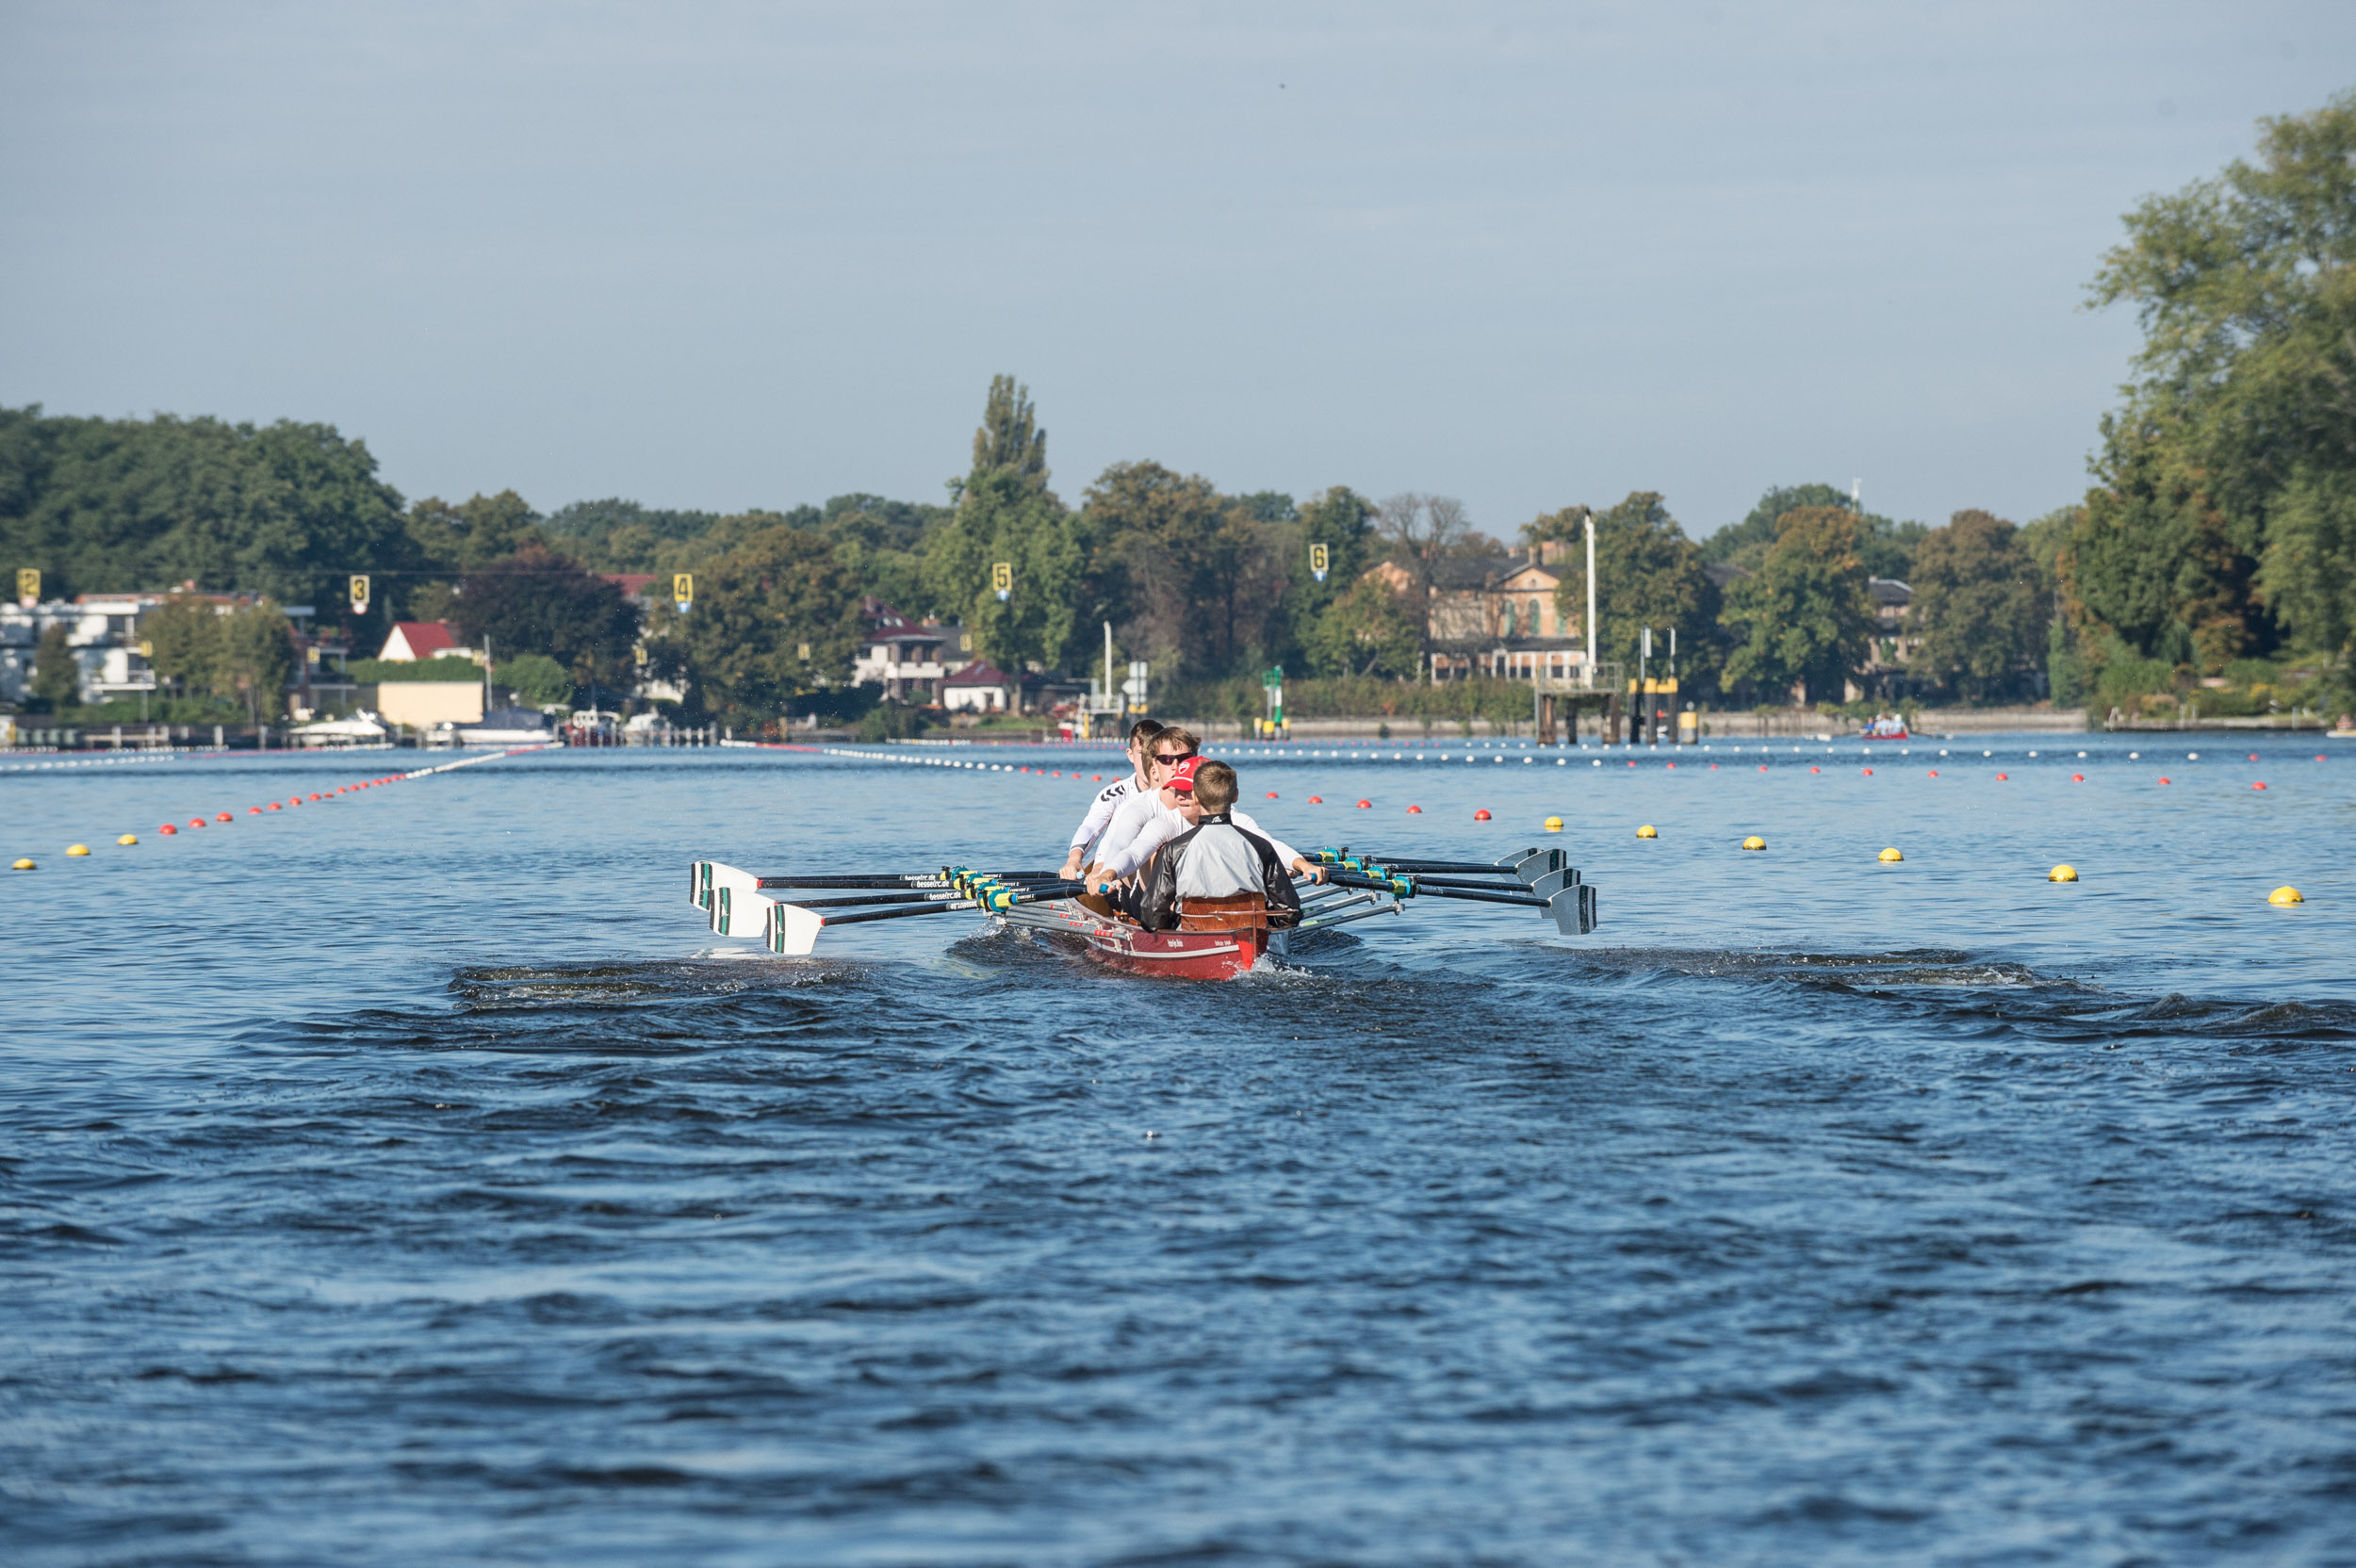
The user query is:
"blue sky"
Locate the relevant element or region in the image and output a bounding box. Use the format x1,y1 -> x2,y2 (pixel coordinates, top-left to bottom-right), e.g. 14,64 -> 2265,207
3,2 -> 2349,541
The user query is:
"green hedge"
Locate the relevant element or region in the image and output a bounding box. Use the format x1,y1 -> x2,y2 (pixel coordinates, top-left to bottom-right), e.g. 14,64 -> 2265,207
1154,674 -> 1548,727
344,657 -> 484,683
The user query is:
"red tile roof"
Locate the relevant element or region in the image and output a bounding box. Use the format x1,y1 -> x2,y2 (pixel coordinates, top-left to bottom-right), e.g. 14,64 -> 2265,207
383,621 -> 459,660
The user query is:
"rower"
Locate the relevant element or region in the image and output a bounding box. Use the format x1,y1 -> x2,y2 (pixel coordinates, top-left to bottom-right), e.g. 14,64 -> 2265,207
1059,717 -> 1168,880
1092,753 -> 1323,889
1133,761 -> 1303,933
1088,726 -> 1200,879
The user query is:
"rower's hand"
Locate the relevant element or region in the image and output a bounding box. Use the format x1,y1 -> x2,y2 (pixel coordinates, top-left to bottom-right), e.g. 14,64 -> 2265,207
1059,856 -> 1085,880
1292,858 -> 1327,884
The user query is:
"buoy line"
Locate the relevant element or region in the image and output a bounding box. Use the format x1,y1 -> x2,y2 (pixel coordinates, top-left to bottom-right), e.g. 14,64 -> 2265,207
10,743 -> 553,864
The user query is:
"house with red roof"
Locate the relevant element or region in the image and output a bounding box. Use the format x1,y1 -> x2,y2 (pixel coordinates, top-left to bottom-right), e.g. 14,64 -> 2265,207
941,660 -> 1017,713
377,621 -> 469,662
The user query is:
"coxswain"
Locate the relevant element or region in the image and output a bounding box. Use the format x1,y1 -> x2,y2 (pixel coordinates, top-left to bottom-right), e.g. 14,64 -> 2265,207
1059,717 -> 1169,880
1133,761 -> 1303,932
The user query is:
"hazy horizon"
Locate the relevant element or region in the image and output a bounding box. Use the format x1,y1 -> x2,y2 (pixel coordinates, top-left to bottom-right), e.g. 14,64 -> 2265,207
4,2 -> 2350,540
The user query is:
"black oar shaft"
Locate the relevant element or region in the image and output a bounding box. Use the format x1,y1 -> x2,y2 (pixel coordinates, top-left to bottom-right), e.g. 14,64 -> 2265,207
816,882 -> 1083,927
1415,884 -> 1548,908
757,871 -> 1065,890
783,890 -> 972,909
1409,874 -> 1540,891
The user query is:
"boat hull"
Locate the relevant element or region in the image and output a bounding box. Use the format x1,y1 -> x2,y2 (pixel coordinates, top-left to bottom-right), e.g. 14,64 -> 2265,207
1080,921 -> 1267,981
1003,898 -> 1268,980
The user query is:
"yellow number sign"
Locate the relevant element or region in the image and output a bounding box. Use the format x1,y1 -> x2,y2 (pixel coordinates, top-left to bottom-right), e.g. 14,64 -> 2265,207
349,574 -> 370,613
1309,543 -> 1328,575
991,563 -> 1012,595
673,573 -> 694,605
15,568 -> 38,603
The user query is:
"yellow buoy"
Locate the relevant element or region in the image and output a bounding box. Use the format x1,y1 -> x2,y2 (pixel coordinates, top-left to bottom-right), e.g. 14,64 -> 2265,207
2049,864 -> 2078,882
1636,824 -> 1658,839
10,858 -> 34,871
1544,815 -> 1564,833
1878,847 -> 1903,862
2268,885 -> 2303,906
1741,835 -> 1766,852
118,833 -> 139,845
67,843 -> 90,857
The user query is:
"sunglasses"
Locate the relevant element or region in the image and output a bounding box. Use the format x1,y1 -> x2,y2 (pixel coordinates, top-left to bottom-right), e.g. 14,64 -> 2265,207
1153,750 -> 1197,763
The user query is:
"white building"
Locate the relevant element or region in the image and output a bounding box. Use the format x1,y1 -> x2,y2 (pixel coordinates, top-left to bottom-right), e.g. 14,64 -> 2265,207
0,595 -> 166,705
941,660 -> 1018,712
851,598 -> 965,703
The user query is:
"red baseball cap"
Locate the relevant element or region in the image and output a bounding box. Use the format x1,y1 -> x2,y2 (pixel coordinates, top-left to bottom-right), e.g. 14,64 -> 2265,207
1166,757 -> 1203,792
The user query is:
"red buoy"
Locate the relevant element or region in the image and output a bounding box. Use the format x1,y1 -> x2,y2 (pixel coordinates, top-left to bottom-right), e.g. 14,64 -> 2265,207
1265,791 -> 1278,798
1407,805 -> 1422,813
2159,776 -> 2171,784
216,812 -> 232,822
1355,799 -> 1372,808
160,824 -> 177,835
2253,781 -> 2268,790
1473,808 -> 1491,821
1308,796 -> 1323,804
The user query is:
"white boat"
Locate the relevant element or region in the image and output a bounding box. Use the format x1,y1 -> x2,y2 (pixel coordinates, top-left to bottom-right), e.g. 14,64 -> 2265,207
288,710 -> 391,747
457,706 -> 560,746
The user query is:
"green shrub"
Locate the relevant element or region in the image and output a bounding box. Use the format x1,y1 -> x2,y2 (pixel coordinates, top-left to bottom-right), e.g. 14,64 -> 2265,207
346,657 -> 483,683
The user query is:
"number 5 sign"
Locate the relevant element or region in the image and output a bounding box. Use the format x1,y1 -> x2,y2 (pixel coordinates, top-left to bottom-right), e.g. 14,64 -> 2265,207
991,562 -> 1012,602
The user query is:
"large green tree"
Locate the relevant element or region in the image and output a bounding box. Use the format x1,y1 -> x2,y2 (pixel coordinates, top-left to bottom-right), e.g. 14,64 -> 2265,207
1284,486 -> 1378,667
1706,482 -> 1925,580
1081,460 -> 1287,679
2073,90 -> 2356,692
1720,506 -> 1875,703
658,523 -> 860,724
0,409 -> 412,649
1907,510 -> 2044,701
2072,90 -> 2356,684
972,375 -> 1052,497
1306,574 -> 1422,677
446,545 -> 641,686
1531,492 -> 1723,691
924,467 -> 1084,670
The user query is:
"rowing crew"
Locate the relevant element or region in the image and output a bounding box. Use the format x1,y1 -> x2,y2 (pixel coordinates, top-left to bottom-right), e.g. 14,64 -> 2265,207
1059,719 -> 1327,932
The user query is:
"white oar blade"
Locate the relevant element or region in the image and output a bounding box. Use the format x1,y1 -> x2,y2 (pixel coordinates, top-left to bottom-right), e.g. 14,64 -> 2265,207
709,881 -> 775,939
765,900 -> 824,956
697,862 -> 763,925
1549,883 -> 1596,935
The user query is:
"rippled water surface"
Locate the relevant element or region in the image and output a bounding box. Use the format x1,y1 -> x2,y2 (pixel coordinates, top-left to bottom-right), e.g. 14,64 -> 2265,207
5,736 -> 2354,1565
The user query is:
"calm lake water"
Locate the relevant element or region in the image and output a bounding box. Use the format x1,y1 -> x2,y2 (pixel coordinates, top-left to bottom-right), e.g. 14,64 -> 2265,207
5,733 -> 2353,1565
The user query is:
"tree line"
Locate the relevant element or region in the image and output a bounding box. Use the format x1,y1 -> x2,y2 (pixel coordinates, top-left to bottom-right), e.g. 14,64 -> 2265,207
8,90 -> 2348,725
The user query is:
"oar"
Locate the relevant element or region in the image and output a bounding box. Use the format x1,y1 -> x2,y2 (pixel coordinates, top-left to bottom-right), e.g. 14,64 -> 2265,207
1323,870 -> 1595,935
770,889 -> 1009,910
753,870 -> 1069,890
765,880 -> 1085,955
